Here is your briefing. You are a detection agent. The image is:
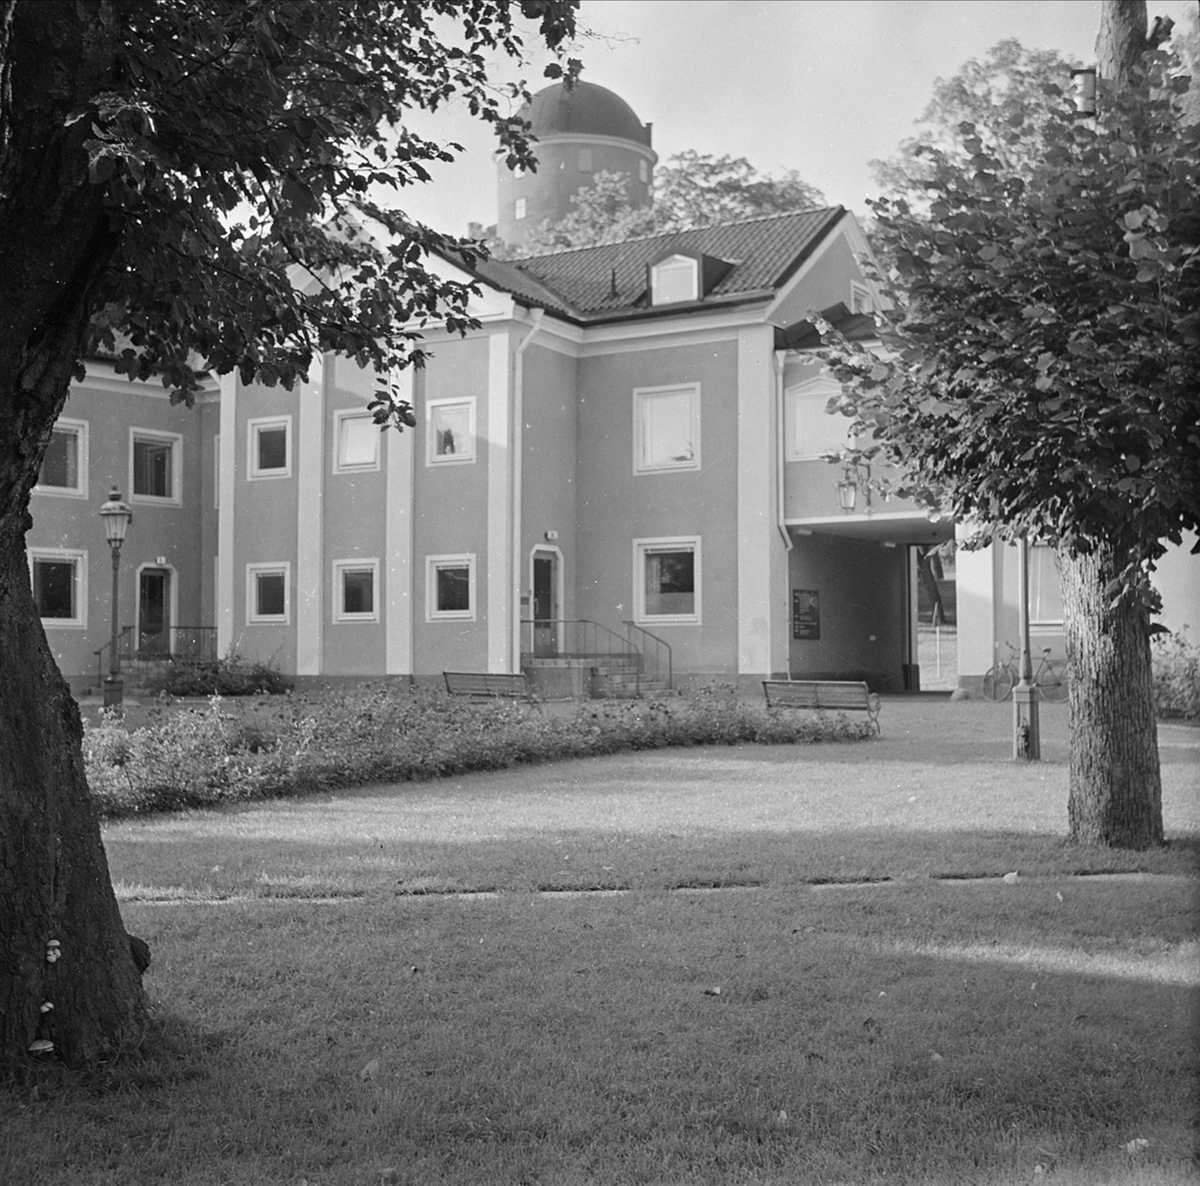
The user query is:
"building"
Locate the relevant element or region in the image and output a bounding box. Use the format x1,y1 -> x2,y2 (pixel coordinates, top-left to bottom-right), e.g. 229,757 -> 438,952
28,82 -> 1198,697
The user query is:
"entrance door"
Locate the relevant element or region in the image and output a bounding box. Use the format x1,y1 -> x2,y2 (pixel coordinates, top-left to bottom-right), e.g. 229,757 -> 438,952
532,552 -> 558,658
138,568 -> 171,656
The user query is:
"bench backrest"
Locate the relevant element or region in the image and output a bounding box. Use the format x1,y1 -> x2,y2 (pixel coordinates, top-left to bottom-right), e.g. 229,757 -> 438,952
444,671 -> 529,696
764,680 -> 871,710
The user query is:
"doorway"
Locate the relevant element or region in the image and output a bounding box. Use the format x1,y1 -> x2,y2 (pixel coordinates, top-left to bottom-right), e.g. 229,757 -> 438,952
531,549 -> 560,658
910,544 -> 957,690
138,567 -> 172,656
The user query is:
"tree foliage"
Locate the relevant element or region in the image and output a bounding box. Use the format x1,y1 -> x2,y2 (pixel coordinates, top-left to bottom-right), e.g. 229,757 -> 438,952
822,44 -> 1199,594
513,150 -> 825,253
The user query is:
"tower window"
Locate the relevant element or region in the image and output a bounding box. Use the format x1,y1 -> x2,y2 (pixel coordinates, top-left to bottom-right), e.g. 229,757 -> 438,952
514,197 -> 527,220
638,159 -> 649,184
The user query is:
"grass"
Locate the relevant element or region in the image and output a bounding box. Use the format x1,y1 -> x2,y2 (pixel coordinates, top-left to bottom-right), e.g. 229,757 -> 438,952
4,699 -> 1198,1185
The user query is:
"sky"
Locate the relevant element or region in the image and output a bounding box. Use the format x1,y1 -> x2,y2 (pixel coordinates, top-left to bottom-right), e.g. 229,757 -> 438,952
399,0 -> 1197,236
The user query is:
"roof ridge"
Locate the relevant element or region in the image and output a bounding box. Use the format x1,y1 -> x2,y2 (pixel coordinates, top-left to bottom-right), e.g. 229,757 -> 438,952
511,205 -> 845,263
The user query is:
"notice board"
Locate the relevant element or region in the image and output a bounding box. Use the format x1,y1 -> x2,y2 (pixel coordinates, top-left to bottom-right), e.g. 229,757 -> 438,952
792,589 -> 820,640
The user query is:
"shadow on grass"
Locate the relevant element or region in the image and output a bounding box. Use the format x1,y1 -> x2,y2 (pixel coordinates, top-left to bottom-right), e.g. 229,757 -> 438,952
3,882 -> 1197,1186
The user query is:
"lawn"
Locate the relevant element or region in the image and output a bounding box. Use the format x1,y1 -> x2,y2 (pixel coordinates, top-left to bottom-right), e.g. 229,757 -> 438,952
4,700 -> 1198,1185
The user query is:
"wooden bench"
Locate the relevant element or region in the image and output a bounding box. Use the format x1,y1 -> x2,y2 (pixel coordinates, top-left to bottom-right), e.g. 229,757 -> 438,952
762,679 -> 881,735
443,671 -> 541,708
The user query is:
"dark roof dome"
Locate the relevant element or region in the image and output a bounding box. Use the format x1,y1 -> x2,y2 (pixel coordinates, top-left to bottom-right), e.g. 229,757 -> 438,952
523,80 -> 652,147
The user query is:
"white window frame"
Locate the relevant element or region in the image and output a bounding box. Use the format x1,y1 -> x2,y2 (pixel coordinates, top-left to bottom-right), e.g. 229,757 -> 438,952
246,562 -> 291,625
650,254 -> 699,305
129,428 -> 183,505
332,558 -> 380,624
785,377 -> 855,462
426,553 -> 476,622
333,409 -> 381,474
28,548 -> 88,629
633,383 -> 701,475
426,397 -> 477,466
633,537 -> 701,626
247,415 -> 292,480
638,158 -> 650,184
34,418 -> 88,499
514,197 -> 527,220
1030,544 -> 1064,628
850,280 -> 873,315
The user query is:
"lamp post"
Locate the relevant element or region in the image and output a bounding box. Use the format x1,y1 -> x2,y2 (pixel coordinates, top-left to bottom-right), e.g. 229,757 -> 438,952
1013,535 -> 1041,760
99,487 -> 132,710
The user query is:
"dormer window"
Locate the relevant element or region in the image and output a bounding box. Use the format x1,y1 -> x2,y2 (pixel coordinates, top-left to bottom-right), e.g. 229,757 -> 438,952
650,254 -> 699,305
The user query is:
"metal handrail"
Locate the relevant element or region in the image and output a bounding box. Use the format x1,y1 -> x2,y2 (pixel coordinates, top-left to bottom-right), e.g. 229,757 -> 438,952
94,625 -> 218,689
519,618 -> 638,664
623,621 -> 673,691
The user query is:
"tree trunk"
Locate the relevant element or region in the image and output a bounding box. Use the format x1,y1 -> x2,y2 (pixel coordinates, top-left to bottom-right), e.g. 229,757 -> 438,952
1096,0 -> 1150,92
0,1 -> 147,1070
1058,540 -> 1164,849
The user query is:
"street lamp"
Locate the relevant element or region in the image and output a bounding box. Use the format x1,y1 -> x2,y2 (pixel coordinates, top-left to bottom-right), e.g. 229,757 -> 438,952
1013,534 -> 1041,760
99,487 -> 132,710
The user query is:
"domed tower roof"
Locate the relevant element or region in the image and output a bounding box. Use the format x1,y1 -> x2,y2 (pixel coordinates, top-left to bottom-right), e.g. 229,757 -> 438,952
523,80 -> 652,147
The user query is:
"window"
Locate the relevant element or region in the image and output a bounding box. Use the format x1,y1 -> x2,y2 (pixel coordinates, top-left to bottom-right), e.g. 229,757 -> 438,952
426,398 -> 476,465
578,147 -> 593,172
130,430 -> 181,502
634,538 -> 700,624
248,417 -> 291,478
29,550 -> 87,627
634,384 -> 700,474
786,379 -> 854,461
246,563 -> 290,624
36,420 -> 87,497
426,554 -> 476,621
514,197 -> 527,220
850,281 -> 873,314
334,410 -> 380,472
650,254 -> 699,305
333,559 -> 379,623
638,158 -> 649,184
1030,545 -> 1064,626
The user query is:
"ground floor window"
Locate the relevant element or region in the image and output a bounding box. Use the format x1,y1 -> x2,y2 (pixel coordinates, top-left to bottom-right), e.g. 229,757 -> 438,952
30,549 -> 87,627
246,563 -> 290,624
634,537 -> 700,624
426,554 -> 475,621
333,559 -> 379,623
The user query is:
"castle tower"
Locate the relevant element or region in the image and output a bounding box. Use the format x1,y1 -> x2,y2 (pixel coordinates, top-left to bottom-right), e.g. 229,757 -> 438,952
496,80 -> 656,251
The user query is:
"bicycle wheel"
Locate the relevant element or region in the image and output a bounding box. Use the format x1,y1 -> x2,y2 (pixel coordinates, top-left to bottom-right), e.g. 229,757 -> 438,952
1037,661 -> 1069,702
982,663 -> 1014,701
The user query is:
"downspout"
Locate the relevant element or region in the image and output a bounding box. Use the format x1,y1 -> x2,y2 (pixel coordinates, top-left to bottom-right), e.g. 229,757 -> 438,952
774,348 -> 793,552
511,307 -> 545,670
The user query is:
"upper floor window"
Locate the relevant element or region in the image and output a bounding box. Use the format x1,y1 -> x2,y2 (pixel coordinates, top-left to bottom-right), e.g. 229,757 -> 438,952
427,398 -> 476,466
29,549 -> 87,628
1030,544 -> 1064,626
650,255 -> 699,305
785,378 -> 853,461
638,158 -> 649,185
334,410 -> 380,473
634,384 -> 700,474
35,420 -> 88,498
514,197 -> 527,220
248,416 -> 291,479
578,147 -> 594,173
850,281 -> 873,314
130,430 -> 182,503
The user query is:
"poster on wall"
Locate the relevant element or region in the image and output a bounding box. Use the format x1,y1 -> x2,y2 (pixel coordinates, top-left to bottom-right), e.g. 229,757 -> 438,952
792,589 -> 820,640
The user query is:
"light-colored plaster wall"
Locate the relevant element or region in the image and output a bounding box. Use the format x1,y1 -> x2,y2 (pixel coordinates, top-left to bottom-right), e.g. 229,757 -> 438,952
787,534 -> 907,690
770,231 -> 863,329
575,337 -> 740,676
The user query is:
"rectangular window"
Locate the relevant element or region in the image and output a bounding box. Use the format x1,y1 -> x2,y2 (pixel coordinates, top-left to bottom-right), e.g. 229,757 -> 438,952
786,381 -> 854,461
248,416 -> 291,479
650,255 -> 699,305
426,554 -> 476,621
246,563 -> 290,624
333,559 -> 379,623
1030,545 -> 1064,626
578,147 -> 594,172
635,538 -> 700,624
130,430 -> 181,502
638,158 -> 649,184
334,410 -> 380,472
850,281 -> 873,314
514,197 -> 527,220
426,398 -> 476,465
29,550 -> 87,627
634,384 -> 700,474
36,420 -> 87,497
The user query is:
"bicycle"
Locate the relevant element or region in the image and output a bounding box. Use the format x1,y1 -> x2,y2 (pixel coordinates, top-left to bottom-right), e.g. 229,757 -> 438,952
982,641 -> 1069,702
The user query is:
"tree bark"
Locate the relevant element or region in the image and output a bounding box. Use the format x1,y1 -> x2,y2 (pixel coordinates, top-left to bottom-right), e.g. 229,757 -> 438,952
0,0 -> 147,1070
1058,540 -> 1164,849
1096,0 -> 1152,92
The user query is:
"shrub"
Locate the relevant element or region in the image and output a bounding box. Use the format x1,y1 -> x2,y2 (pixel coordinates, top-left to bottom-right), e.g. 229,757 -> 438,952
142,649 -> 292,697
1152,627 -> 1200,721
84,682 -> 870,819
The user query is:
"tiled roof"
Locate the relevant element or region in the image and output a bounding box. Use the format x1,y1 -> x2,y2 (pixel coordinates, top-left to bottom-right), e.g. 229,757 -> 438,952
470,206 -> 846,324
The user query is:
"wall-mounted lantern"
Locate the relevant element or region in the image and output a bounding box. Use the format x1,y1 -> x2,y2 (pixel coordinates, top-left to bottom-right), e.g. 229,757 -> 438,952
836,468 -> 858,513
